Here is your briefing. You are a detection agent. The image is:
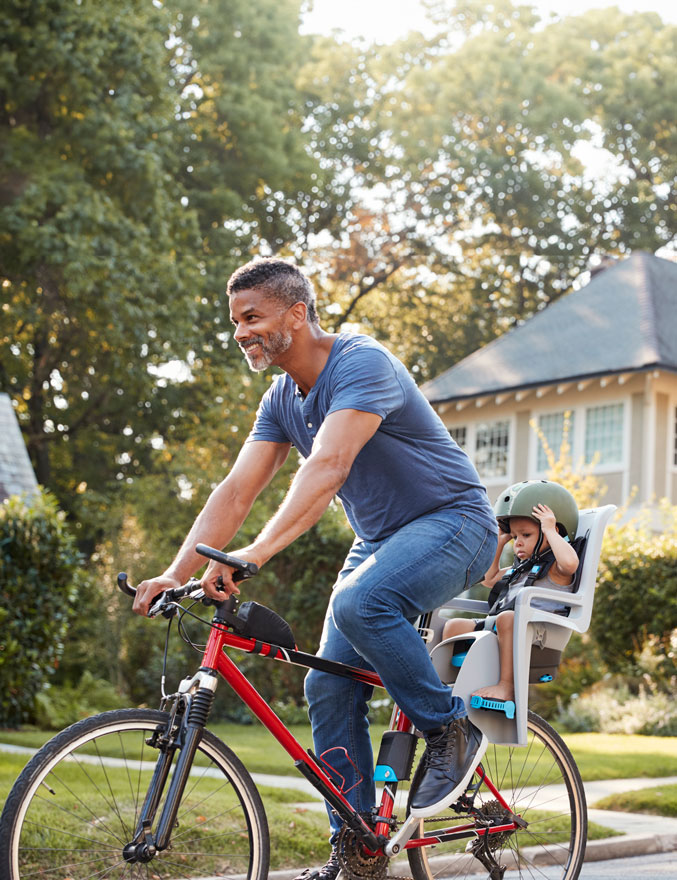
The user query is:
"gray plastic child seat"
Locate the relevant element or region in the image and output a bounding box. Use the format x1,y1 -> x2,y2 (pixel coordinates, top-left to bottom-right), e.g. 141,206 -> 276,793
429,504 -> 616,746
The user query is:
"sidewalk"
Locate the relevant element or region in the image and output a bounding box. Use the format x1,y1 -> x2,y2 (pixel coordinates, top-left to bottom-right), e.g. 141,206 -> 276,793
582,775 -> 677,864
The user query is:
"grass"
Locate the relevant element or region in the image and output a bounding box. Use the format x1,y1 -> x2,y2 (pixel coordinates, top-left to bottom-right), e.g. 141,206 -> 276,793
0,722 -> 316,775
564,732 -> 677,781
0,740 -> 328,876
5,724 -> 677,779
593,783 -> 677,818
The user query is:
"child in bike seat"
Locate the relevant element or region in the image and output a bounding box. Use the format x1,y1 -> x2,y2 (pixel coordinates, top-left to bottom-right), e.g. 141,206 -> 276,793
442,480 -> 580,703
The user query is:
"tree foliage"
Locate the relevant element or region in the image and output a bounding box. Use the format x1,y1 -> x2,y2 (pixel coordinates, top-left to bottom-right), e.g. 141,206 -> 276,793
301,2 -> 677,378
0,491 -> 88,725
0,0 -> 200,543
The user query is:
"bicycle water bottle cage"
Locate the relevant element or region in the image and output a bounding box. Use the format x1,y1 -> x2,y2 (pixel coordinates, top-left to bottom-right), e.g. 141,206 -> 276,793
218,600 -> 296,649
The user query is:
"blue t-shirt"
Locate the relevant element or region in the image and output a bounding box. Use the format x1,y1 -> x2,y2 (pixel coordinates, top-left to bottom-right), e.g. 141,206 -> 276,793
246,333 -> 496,542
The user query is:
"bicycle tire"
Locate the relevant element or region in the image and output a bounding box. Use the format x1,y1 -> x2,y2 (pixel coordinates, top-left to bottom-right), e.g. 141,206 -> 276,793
0,707 -> 269,880
406,710 -> 587,880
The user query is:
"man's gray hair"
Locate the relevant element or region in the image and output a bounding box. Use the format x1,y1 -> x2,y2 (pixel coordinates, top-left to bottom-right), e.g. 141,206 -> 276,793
226,258 -> 319,324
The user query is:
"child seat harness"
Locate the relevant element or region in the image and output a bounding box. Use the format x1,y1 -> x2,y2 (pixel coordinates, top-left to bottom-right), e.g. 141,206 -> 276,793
487,535 -> 587,615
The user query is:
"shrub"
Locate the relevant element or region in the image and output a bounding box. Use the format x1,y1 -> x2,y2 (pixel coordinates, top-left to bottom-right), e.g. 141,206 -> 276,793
593,501 -> 677,676
33,670 -> 127,729
0,491 -> 88,725
557,680 -> 677,736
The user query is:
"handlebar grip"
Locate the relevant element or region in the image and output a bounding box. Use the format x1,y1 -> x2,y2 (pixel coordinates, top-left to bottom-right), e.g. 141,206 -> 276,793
195,543 -> 259,581
117,572 -> 136,597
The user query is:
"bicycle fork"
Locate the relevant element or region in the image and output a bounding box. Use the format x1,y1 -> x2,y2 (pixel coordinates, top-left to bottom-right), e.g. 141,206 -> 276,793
122,670 -> 218,864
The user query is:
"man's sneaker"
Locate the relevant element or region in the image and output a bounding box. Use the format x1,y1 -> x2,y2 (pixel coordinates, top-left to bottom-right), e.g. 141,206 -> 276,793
292,847 -> 341,880
409,716 -> 488,817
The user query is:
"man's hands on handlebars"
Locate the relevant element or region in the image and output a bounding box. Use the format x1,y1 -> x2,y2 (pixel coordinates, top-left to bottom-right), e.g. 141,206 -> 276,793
131,544 -> 260,617
201,545 -> 260,601
133,574 -> 183,617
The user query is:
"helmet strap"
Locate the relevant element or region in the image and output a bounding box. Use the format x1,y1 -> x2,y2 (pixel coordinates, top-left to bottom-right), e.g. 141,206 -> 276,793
532,525 -> 544,560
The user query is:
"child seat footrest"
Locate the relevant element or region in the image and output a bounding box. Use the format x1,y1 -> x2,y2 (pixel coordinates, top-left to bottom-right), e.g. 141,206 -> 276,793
470,695 -> 516,719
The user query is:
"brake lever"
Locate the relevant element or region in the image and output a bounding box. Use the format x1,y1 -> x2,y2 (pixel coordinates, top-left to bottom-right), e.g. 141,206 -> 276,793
147,579 -> 209,617
148,591 -> 177,620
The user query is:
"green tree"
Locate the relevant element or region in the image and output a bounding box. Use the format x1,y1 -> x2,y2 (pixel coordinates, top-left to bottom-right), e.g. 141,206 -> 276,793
0,491 -> 88,725
299,2 -> 677,379
0,0 -> 200,543
159,0 -> 349,416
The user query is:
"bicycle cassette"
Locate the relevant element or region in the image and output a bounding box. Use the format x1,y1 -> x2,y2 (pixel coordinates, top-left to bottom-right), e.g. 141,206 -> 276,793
336,827 -> 388,880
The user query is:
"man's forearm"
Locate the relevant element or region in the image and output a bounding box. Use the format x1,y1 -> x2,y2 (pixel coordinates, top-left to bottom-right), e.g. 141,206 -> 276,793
164,481 -> 253,582
250,455 -> 348,565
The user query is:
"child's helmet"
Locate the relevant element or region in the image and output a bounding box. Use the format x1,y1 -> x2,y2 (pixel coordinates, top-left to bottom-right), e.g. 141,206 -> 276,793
494,480 -> 579,540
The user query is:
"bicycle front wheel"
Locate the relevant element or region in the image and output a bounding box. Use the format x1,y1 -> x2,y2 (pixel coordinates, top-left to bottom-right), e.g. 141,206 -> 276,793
406,711 -> 587,880
0,708 -> 269,880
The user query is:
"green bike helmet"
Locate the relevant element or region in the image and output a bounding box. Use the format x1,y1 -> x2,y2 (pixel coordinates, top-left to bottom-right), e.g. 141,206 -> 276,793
494,480 -> 579,541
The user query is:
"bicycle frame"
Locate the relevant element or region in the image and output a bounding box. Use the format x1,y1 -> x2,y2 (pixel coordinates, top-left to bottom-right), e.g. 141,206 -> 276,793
132,600 -> 526,863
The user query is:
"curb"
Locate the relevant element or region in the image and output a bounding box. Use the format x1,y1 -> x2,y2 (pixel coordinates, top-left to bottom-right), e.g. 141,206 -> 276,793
584,831 -> 677,862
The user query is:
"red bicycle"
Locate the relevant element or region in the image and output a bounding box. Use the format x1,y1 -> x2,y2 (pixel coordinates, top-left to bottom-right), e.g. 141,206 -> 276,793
0,544 -> 587,880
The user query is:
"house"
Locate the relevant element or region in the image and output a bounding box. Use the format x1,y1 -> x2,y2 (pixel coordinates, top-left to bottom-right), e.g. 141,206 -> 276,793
0,392 -> 39,502
421,252 -> 677,510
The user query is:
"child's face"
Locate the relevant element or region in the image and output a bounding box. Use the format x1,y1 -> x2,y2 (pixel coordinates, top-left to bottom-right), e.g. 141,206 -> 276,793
508,516 -> 548,559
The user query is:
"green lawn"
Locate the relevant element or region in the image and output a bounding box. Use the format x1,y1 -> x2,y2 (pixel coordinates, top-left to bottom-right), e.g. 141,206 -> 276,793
593,783 -> 677,818
565,732 -> 677,781
4,724 -> 676,780
0,751 -> 329,874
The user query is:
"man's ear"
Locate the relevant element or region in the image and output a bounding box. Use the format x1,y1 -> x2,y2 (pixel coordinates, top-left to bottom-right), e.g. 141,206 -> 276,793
289,301 -> 308,328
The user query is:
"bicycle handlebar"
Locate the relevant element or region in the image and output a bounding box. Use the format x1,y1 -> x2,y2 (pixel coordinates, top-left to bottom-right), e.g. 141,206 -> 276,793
116,544 -> 259,617
194,543 -> 259,580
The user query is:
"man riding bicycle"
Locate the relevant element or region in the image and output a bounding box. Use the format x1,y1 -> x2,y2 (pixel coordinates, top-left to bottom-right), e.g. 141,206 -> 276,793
133,257 -> 498,880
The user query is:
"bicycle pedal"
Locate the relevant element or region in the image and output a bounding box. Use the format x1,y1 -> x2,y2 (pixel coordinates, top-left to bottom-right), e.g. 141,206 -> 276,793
470,695 -> 515,719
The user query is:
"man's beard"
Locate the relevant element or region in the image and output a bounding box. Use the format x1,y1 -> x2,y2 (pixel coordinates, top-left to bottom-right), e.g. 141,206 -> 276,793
240,329 -> 293,372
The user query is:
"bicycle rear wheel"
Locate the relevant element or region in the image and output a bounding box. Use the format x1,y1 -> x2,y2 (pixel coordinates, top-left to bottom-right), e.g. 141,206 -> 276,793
0,708 -> 269,880
406,711 -> 587,880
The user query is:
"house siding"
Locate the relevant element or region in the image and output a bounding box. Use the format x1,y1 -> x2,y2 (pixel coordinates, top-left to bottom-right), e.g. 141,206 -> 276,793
629,391 -> 645,498
514,410 -> 531,479
655,392 -> 668,500
437,370 -> 677,510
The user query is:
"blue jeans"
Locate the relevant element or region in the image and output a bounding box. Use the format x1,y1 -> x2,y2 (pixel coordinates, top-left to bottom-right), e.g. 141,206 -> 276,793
304,509 -> 497,841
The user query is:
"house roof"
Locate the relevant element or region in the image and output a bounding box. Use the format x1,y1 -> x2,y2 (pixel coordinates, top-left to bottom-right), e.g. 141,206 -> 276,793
0,393 -> 39,502
422,251 -> 677,404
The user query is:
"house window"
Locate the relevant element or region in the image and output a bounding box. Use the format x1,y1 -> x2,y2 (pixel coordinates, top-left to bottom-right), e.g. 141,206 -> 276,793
585,403 -> 624,466
475,420 -> 509,479
536,411 -> 574,472
449,426 -> 467,449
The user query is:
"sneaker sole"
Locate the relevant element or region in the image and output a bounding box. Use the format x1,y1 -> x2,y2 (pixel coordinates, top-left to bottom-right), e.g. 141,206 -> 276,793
409,733 -> 488,818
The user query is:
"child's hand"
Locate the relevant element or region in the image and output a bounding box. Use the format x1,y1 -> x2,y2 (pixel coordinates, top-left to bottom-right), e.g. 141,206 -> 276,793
532,503 -> 557,534
498,531 -> 513,548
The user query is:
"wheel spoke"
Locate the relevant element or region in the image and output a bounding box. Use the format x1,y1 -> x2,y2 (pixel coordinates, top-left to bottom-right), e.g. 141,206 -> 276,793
406,711 -> 586,880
